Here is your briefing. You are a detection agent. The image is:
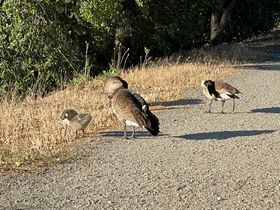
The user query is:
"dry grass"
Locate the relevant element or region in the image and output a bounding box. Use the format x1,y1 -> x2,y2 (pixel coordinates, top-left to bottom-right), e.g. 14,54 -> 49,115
0,44 -> 257,171
123,63 -> 234,103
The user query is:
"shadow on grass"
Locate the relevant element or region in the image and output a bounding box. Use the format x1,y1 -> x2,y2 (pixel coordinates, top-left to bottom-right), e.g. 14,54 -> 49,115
151,98 -> 202,107
99,130 -> 169,138
251,107 -> 280,114
176,130 -> 276,141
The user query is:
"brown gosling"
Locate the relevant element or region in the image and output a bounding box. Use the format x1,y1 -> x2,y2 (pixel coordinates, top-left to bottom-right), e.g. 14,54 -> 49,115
105,76 -> 159,138
201,80 -> 242,113
60,108 -> 92,136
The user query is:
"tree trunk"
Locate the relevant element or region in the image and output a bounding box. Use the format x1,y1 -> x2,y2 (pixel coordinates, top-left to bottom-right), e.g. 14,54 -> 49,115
210,11 -> 219,43
210,0 -> 238,45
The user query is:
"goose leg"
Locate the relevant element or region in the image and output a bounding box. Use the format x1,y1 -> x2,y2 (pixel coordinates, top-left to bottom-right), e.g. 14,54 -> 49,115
131,126 -> 135,138
64,126 -> 67,137
232,98 -> 236,112
221,100 -> 225,114
123,122 -> 127,139
206,100 -> 213,113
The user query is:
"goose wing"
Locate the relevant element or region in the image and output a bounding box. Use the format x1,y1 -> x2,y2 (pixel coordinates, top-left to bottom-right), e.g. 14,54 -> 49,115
215,81 -> 241,94
133,92 -> 160,133
132,92 -> 149,113
112,89 -> 160,135
71,113 -> 92,130
112,89 -> 147,127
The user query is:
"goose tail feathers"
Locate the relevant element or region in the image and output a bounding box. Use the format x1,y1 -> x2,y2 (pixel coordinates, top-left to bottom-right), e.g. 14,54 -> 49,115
145,110 -> 160,136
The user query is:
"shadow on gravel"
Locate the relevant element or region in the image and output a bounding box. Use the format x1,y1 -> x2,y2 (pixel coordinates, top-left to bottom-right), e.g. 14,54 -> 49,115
99,130 -> 169,138
247,41 -> 280,63
176,130 -> 276,140
251,107 -> 280,114
241,63 -> 280,71
151,98 -> 202,107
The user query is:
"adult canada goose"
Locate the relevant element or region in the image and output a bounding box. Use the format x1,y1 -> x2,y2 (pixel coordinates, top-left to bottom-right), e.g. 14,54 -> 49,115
105,76 -> 159,138
60,108 -> 92,136
201,80 -> 242,113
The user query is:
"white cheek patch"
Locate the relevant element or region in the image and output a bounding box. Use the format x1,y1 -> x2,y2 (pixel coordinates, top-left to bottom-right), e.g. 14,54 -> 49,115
62,118 -> 71,126
125,120 -> 140,127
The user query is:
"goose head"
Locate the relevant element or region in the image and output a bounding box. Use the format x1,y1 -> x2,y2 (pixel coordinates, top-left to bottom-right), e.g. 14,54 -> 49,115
104,76 -> 128,98
60,108 -> 78,121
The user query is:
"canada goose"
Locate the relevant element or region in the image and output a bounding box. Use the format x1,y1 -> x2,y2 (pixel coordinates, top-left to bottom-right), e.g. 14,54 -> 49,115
60,108 -> 92,136
111,89 -> 159,138
201,80 -> 242,113
104,76 -> 128,99
105,76 -> 159,138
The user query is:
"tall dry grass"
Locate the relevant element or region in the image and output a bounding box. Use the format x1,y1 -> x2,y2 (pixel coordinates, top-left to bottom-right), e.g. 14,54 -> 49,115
0,44 -> 259,171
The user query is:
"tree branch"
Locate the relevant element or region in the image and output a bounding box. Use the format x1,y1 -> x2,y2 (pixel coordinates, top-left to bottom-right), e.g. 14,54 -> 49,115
210,0 -> 238,45
0,0 -> 5,8
218,0 -> 238,33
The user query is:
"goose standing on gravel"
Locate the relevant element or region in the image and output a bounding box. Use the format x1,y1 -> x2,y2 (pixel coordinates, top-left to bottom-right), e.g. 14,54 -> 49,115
201,80 -> 242,113
104,76 -> 159,138
60,108 -> 92,136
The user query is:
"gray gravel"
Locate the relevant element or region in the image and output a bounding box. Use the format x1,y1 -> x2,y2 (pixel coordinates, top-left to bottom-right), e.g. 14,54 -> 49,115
1,44 -> 280,210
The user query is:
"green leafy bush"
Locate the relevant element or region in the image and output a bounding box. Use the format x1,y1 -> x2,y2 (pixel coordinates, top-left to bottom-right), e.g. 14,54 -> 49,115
0,0 -> 83,99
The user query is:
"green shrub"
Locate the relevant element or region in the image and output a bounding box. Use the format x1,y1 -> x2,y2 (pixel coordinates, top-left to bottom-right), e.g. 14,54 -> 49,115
0,0 -> 84,99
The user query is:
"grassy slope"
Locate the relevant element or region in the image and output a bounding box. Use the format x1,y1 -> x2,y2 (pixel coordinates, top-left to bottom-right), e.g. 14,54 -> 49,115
0,43 -> 260,171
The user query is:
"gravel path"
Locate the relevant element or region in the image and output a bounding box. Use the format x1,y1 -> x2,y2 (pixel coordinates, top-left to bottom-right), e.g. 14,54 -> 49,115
1,44 -> 280,210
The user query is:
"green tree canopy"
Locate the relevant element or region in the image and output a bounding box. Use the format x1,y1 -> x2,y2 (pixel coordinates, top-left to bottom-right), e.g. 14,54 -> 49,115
0,0 -> 279,99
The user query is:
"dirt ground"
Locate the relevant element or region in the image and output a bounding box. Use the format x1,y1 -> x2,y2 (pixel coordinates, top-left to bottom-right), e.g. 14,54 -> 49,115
0,43 -> 280,210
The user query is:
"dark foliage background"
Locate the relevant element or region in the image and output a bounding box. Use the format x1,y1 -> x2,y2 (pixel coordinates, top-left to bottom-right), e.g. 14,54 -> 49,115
0,0 -> 279,98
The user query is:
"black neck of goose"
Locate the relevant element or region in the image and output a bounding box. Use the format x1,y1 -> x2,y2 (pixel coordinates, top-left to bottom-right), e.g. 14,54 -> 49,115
121,80 -> 128,89
207,82 -> 220,98
207,84 -> 215,95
